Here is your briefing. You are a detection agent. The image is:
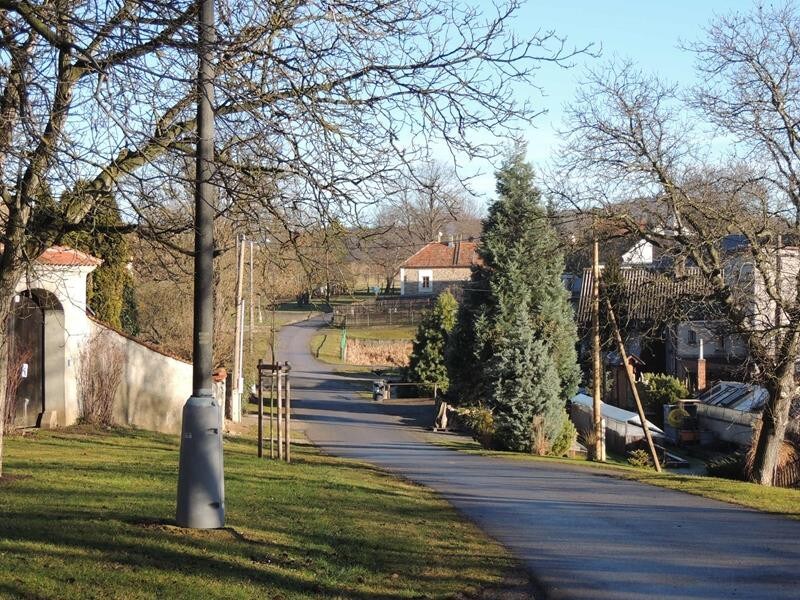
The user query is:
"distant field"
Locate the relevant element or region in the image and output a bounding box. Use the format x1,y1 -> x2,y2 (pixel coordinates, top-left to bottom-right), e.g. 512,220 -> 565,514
0,427 -> 520,599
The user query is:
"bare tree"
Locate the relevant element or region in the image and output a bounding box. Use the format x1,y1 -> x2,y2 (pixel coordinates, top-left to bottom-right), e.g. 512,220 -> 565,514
361,161 -> 483,292
555,3 -> 800,485
0,0 -> 589,474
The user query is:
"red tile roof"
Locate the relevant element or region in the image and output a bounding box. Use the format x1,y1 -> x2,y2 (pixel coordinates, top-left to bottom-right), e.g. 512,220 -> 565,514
37,246 -> 102,267
401,241 -> 482,269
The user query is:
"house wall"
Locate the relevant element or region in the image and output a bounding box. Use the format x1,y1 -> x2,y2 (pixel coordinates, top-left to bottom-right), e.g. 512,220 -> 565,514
89,321 -> 193,434
672,321 -> 748,361
400,266 -> 472,296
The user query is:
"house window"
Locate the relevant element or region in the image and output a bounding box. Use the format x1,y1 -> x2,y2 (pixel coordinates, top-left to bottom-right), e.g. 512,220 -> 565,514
688,329 -> 697,345
418,269 -> 433,293
422,276 -> 430,289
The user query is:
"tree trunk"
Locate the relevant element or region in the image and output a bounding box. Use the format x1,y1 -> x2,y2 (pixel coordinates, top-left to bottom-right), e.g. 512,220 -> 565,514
751,369 -> 794,485
0,287 -> 14,479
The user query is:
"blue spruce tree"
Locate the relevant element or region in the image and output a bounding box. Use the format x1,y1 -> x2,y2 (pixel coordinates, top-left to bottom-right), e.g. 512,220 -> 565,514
450,145 -> 579,452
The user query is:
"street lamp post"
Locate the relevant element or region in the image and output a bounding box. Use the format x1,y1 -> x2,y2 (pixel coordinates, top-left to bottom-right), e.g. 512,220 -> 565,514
175,0 -> 225,529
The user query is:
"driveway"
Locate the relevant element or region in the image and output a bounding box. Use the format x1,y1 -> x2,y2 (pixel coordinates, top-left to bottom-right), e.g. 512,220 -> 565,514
281,315 -> 800,600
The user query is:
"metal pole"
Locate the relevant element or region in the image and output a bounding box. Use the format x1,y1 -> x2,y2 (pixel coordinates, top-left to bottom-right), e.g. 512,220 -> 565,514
176,0 -> 225,529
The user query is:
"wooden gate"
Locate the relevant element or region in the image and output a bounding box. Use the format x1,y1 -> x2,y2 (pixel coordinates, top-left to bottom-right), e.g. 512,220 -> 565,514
9,293 -> 45,427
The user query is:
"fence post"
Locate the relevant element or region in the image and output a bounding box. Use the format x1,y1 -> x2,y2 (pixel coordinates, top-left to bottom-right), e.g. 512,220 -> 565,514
285,365 -> 291,463
269,368 -> 275,459
277,369 -> 284,461
257,360 -> 263,458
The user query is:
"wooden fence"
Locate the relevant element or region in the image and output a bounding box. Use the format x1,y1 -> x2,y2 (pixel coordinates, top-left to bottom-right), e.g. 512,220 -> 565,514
331,297 -> 434,327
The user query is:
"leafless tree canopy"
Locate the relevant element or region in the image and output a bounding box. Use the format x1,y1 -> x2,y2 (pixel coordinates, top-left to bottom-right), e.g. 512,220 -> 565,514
554,3 -> 800,485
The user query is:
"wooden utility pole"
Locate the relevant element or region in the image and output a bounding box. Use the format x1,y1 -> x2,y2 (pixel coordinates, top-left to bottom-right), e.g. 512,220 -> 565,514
592,235 -> 606,461
605,296 -> 662,472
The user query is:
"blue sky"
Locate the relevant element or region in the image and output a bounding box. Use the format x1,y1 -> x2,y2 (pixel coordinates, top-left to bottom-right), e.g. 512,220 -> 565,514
466,0 -> 757,202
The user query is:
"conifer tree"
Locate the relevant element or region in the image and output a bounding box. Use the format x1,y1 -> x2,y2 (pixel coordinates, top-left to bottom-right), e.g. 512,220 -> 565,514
63,189 -> 138,333
449,145 -> 579,452
409,290 -> 458,392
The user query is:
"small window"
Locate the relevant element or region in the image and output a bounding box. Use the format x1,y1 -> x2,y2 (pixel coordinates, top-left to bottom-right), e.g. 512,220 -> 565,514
422,276 -> 431,289
688,329 -> 697,345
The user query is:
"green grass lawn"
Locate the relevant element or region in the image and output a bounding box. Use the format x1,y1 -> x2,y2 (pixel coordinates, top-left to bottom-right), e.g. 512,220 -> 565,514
424,432 -> 800,520
0,427 -> 519,599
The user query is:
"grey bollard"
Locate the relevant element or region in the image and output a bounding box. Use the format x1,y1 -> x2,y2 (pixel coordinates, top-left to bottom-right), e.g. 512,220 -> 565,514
176,395 -> 225,528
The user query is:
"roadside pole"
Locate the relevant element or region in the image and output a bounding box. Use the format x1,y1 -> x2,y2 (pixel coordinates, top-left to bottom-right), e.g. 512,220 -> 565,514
592,235 -> 606,462
605,295 -> 662,472
176,0 -> 225,529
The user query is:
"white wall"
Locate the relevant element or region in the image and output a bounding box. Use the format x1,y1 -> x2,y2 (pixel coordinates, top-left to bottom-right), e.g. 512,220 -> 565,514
16,264 -> 95,426
89,321 -> 192,434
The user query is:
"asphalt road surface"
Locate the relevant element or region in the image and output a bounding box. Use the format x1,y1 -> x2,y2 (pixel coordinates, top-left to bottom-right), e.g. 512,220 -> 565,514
281,315 -> 800,600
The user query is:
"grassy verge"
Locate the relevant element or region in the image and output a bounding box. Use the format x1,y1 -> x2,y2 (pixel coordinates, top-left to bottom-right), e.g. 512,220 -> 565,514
422,431 -> 800,520
0,427 -> 519,599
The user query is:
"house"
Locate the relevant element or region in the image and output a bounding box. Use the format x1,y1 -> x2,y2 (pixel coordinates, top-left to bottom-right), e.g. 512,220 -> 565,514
399,238 -> 481,296
7,246 -> 195,433
574,235 -> 800,404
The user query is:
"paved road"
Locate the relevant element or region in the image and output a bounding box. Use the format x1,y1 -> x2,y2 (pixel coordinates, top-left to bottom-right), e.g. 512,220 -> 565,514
282,316 -> 800,600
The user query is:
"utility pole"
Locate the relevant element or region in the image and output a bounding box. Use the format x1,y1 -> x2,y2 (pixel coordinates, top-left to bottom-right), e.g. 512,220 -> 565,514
592,233 -> 606,462
176,0 -> 225,529
231,233 -> 245,423
249,240 -> 255,353
605,295 -> 661,472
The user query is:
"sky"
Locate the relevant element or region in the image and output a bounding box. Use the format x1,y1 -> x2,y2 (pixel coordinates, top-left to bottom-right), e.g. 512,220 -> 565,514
466,0 -> 758,203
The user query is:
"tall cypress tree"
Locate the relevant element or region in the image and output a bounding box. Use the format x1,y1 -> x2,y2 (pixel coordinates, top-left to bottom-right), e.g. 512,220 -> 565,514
409,290 -> 458,392
449,145 -> 579,452
63,188 -> 138,333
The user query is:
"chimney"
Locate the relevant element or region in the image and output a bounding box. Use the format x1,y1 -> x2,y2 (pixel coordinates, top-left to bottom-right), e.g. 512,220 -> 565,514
697,338 -> 707,393
437,231 -> 442,243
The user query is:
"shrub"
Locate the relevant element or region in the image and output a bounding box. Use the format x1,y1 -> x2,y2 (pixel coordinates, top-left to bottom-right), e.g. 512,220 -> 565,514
78,332 -> 125,426
455,405 -> 495,449
580,427 -> 599,460
627,448 -> 653,468
550,416 -> 577,457
643,373 -> 688,408
706,452 -> 747,481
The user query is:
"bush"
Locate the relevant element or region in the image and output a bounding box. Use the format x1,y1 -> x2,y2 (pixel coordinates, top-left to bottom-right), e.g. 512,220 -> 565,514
550,416 -> 577,457
643,373 -> 688,407
706,452 -> 747,481
78,332 -> 125,426
455,406 -> 495,449
627,448 -> 654,468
